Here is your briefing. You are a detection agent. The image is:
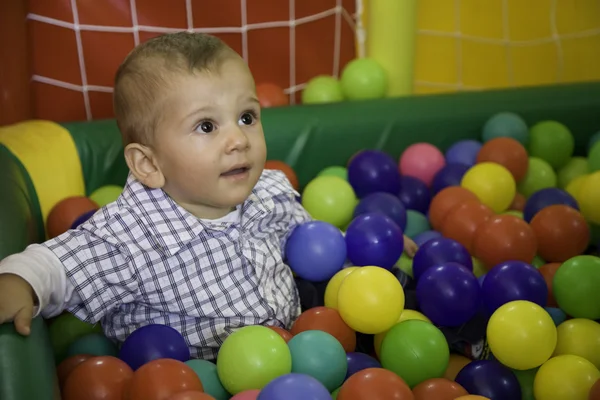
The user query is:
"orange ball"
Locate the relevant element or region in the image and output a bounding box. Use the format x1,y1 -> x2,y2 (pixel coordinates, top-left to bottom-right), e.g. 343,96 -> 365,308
530,204 -> 590,263
46,196 -> 99,238
57,354 -> 94,390
444,354 -> 471,381
509,193 -> 526,211
168,392 -> 216,400
267,326 -> 294,343
440,200 -> 495,253
126,359 -> 204,400
256,83 -> 288,108
476,137 -> 529,182
412,378 -> 468,400
589,378 -> 600,400
62,356 -> 133,400
290,306 -> 356,352
472,215 -> 538,269
264,160 -> 299,190
337,368 -> 414,400
538,262 -> 561,307
429,187 -> 479,231
455,396 -> 490,400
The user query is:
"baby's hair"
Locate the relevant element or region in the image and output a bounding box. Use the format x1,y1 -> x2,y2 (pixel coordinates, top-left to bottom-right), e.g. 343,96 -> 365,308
113,32 -> 234,146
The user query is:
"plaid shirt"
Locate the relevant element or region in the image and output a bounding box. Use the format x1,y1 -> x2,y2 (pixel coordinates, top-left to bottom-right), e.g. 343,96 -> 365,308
42,169 -> 310,359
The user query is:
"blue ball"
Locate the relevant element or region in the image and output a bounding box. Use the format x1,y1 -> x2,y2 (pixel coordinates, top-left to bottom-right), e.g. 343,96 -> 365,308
258,373 -> 332,400
523,187 -> 579,222
431,163 -> 470,195
398,175 -> 431,214
347,150 -> 402,198
482,112 -> 529,145
285,221 -> 347,282
412,237 -> 473,281
119,324 -> 190,370
456,360 -> 522,399
354,192 -> 407,231
345,213 -> 404,269
70,209 -> 97,230
345,352 -> 381,380
445,139 -> 482,167
545,307 -> 567,326
412,230 -> 442,247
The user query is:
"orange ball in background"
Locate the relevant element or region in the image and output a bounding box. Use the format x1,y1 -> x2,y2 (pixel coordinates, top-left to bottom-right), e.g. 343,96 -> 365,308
538,262 -> 561,307
168,392 -> 216,400
267,326 -> 294,343
62,356 -> 133,400
337,368 -> 413,400
256,83 -> 288,108
264,160 -> 299,190
126,359 -> 204,400
530,204 -> 590,263
472,215 -> 538,269
412,378 -> 468,400
46,196 -> 99,238
440,200 -> 495,254
429,186 -> 479,231
476,137 -> 529,182
290,306 -> 356,352
509,192 -> 526,211
57,354 -> 94,390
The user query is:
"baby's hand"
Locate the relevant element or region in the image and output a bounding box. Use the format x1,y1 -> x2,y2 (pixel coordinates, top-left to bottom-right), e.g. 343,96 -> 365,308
0,274 -> 36,335
403,235 -> 418,258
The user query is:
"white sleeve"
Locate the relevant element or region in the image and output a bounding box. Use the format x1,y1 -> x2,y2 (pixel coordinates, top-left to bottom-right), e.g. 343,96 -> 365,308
0,244 -> 80,319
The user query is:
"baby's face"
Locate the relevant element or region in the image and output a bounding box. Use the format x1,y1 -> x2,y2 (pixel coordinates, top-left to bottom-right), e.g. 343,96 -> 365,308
151,55 -> 267,219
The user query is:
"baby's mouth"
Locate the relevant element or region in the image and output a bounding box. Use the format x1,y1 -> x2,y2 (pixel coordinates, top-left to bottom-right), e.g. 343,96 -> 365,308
221,165 -> 250,177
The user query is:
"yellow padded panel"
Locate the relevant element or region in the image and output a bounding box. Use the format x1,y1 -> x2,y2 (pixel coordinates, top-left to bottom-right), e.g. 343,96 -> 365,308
0,120 -> 85,233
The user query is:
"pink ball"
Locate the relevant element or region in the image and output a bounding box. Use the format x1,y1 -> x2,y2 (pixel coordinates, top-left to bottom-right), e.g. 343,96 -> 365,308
230,389 -> 260,400
399,143 -> 445,186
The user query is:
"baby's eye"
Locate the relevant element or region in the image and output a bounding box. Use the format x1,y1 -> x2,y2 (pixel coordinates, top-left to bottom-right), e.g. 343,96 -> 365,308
197,121 -> 214,133
239,112 -> 255,126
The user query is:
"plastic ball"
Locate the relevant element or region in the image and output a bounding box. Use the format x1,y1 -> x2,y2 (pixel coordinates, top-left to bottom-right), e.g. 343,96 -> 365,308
553,318 -> 600,370
348,150 -> 402,198
533,355 -> 600,400
522,187 -> 579,222
487,300 -> 557,370
428,186 -> 479,230
353,192 -> 407,231
399,143 -> 446,187
317,166 -> 348,181
557,156 -> 589,189
57,354 -> 94,390
169,392 -> 216,400
439,200 -> 494,253
185,360 -> 231,400
128,359 -> 204,400
481,261 -> 548,315
255,83 -> 288,107
412,230 -> 443,247
301,176 -> 356,228
230,390 -> 260,400
324,267 -> 358,309
264,160 -> 299,190
62,356 -> 133,400
119,324 -> 190,371
345,213 -> 404,270
70,209 -> 97,230
553,255 -> 600,320
431,163 -> 470,195
412,378 -> 469,400
397,175 -> 431,214
373,310 -> 432,358
517,157 -> 557,198
476,137 -> 529,182
257,373 -> 332,400
528,120 -> 574,170
404,210 -> 431,238
285,221 -> 347,281
337,368 -> 413,400
579,171 -> 600,224
65,333 -> 118,359
566,174 -> 588,203
266,326 -> 293,343
345,352 -> 382,380
590,141 -> 600,172
216,326 -> 292,394
340,58 -> 387,100
380,320 -> 450,388
455,360 -> 522,399
47,196 -> 99,238
461,162 -> 516,213
337,266 -> 405,334
482,112 -> 529,145
445,139 -> 482,167
89,185 -> 122,207
412,238 -> 473,281
302,75 -> 344,104
290,306 -> 356,352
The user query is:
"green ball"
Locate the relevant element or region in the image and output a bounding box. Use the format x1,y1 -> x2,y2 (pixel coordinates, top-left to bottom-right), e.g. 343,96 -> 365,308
302,76 -> 344,104
404,210 -> 431,238
185,359 -> 231,400
557,157 -> 589,189
90,185 -> 123,207
318,166 -> 348,181
517,157 -> 557,198
216,325 -> 291,394
512,367 -> 538,400
395,253 -> 413,277
380,320 -> 449,387
65,333 -> 118,359
553,255 -> 600,319
588,141 -> 600,173
531,255 -> 546,268
331,387 -> 340,399
528,121 -> 574,169
288,330 -> 347,391
301,176 -> 356,229
502,210 -> 524,219
48,312 -> 103,364
340,58 -> 387,100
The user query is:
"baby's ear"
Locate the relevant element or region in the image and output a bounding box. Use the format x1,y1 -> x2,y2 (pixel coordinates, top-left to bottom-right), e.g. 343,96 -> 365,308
124,143 -> 165,189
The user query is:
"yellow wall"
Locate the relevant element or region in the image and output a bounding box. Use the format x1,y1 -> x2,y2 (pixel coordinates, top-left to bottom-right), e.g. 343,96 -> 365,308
359,0 -> 600,95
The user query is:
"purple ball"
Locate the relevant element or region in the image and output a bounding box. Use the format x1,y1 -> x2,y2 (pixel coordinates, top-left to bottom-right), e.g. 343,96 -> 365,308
412,230 -> 443,247
397,176 -> 431,214
445,140 -> 482,167
523,187 -> 580,222
416,262 -> 481,327
119,324 -> 190,370
345,352 -> 382,380
70,209 -> 97,229
431,163 -> 470,195
348,150 -> 402,198
258,373 -> 331,400
345,213 -> 404,270
354,192 -> 407,231
456,360 -> 521,399
481,260 -> 548,315
412,238 -> 473,281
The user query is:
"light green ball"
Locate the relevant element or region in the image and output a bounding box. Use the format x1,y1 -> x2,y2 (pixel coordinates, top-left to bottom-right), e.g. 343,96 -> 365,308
318,166 -> 348,181
301,176 -> 356,229
557,157 -> 589,189
340,58 -> 387,100
528,120 -> 574,169
302,76 -> 344,104
90,185 -> 123,207
517,157 -> 557,198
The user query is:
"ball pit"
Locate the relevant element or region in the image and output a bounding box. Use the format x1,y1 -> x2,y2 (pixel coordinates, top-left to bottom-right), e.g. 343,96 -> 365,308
25,111 -> 600,399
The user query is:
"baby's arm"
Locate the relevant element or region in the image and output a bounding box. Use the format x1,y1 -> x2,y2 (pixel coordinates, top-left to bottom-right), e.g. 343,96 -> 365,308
404,235 -> 418,258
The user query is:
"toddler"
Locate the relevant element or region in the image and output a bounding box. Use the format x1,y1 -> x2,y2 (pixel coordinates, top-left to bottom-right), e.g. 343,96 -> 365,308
0,32 -> 417,360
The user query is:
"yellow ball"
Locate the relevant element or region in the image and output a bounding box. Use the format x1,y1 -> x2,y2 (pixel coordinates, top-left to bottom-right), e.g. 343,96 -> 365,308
373,310 -> 431,358
554,318 -> 600,369
337,266 -> 405,334
534,354 -> 600,400
324,267 -> 358,309
487,300 -> 557,370
461,162 -> 516,213
579,171 -> 600,224
565,174 -> 588,201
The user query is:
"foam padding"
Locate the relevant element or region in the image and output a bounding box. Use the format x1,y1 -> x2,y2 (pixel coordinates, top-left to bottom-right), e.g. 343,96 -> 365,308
0,120 -> 85,236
